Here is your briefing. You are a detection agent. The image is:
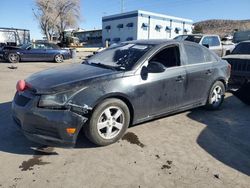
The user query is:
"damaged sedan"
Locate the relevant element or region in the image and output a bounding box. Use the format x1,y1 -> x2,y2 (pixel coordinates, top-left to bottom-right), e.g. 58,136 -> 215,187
12,40 -> 231,147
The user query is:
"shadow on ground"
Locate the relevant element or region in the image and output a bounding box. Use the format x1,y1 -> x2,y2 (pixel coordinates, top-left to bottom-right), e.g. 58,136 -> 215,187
0,101 -> 95,156
187,95 -> 250,176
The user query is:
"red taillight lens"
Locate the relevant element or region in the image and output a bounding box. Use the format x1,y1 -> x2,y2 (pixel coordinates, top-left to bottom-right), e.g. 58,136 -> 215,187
16,80 -> 30,92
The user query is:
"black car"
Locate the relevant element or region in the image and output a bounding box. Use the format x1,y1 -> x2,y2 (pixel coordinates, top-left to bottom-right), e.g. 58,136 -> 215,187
12,40 -> 231,147
223,41 -> 250,86
0,42 -> 71,63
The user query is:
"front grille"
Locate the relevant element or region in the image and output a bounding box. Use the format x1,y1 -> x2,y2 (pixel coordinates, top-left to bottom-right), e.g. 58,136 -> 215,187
227,58 -> 250,72
14,93 -> 31,106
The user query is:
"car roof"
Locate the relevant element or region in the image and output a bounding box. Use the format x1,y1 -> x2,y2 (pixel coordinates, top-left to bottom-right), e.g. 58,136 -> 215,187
177,34 -> 219,37
125,39 -> 200,46
239,40 -> 250,43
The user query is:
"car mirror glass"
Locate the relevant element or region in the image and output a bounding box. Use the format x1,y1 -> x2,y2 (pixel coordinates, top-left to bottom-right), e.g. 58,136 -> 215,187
147,61 -> 165,73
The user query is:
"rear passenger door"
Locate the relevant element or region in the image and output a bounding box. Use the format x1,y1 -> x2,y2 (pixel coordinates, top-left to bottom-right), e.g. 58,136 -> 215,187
183,43 -> 216,105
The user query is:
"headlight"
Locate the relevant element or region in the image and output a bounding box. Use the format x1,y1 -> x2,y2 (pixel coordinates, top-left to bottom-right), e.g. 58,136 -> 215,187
38,92 -> 73,108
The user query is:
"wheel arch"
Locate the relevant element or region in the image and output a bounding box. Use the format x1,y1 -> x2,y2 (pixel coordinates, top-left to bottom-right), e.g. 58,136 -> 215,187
92,93 -> 135,126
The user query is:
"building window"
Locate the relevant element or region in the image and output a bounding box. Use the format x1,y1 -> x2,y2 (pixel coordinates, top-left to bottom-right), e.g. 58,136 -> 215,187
183,28 -> 190,34
126,37 -> 133,41
105,25 -> 111,33
113,38 -> 120,43
175,27 -> 181,34
165,26 -> 172,32
155,25 -> 163,31
117,24 -> 124,29
142,23 -> 149,31
126,23 -> 134,27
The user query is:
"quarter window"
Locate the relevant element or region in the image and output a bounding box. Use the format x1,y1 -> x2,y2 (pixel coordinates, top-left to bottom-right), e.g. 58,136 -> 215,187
184,44 -> 205,64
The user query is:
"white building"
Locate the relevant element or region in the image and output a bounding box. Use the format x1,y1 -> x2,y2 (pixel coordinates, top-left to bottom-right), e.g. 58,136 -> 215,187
102,10 -> 193,45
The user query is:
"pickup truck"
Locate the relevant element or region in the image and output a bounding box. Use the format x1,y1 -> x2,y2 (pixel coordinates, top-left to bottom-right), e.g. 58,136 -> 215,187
174,34 -> 235,57
223,41 -> 250,86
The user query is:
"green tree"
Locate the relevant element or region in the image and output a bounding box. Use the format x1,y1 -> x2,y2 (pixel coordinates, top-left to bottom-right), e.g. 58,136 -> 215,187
192,25 -> 203,34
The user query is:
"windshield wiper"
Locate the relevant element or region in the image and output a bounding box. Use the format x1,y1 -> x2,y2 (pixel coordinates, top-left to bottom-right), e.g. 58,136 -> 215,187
89,62 -> 121,71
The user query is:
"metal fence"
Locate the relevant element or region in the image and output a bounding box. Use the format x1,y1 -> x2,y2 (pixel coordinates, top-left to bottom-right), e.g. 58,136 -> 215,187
0,27 -> 30,46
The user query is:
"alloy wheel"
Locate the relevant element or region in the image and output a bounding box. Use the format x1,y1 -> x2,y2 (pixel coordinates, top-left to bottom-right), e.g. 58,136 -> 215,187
97,106 -> 125,139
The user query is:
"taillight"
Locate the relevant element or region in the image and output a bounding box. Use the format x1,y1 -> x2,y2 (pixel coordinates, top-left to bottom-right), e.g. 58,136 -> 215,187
16,80 -> 30,92
228,63 -> 231,75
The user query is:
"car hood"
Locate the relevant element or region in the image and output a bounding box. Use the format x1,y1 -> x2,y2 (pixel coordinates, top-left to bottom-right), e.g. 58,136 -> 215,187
26,63 -> 121,94
223,54 -> 250,60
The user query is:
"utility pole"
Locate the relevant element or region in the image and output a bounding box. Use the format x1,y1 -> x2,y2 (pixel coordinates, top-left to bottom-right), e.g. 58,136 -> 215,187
121,0 -> 124,13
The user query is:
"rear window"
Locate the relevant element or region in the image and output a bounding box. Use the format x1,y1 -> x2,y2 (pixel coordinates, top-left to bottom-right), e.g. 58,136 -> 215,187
232,42 -> 250,54
201,36 -> 220,47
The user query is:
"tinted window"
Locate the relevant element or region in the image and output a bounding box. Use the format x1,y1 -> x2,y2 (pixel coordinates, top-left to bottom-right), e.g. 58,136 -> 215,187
232,42 -> 250,54
184,35 -> 202,43
184,44 -> 205,64
32,43 -> 46,49
150,46 -> 180,68
202,36 -> 220,47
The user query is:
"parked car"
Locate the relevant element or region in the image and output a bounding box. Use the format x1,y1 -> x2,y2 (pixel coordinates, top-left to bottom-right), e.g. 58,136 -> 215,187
12,40 -> 230,147
0,42 -> 71,63
174,34 -> 235,57
223,41 -> 250,86
233,30 -> 250,43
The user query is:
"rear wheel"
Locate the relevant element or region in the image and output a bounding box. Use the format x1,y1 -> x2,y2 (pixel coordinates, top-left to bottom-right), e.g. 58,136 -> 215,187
205,81 -> 225,110
85,98 -> 130,146
54,54 -> 64,63
8,53 -> 20,63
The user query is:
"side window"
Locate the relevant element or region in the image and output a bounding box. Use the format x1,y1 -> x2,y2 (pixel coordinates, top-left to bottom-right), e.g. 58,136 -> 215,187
32,43 -> 46,49
149,46 -> 180,68
203,47 -> 217,62
202,36 -> 220,47
184,44 -> 205,64
44,43 -> 53,49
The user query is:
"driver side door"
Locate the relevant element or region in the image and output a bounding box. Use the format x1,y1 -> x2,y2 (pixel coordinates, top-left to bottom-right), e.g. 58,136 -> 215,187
21,43 -> 47,61
134,44 -> 187,121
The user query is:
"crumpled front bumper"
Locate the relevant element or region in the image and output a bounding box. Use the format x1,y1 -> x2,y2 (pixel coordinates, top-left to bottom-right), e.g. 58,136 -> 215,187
12,91 -> 88,147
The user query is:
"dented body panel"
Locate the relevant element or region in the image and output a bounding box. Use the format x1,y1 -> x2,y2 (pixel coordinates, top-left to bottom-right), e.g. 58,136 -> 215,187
12,40 -> 230,146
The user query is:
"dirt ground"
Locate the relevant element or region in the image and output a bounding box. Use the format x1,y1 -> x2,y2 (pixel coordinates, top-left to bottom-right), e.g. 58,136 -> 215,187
0,54 -> 249,188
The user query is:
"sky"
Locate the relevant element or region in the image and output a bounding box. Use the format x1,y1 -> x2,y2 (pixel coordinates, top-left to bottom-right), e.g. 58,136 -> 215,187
0,0 -> 249,39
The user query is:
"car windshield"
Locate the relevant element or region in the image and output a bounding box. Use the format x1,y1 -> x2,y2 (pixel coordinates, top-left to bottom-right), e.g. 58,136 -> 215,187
20,43 -> 31,49
231,42 -> 250,54
86,43 -> 154,71
175,35 -> 202,43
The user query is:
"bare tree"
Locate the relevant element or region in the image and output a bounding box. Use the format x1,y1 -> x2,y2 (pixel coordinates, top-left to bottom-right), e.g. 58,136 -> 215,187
33,0 -> 80,41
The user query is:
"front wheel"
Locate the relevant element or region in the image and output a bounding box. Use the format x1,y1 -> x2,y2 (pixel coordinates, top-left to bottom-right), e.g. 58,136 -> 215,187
205,81 -> 225,110
8,53 -> 20,63
54,54 -> 64,63
85,98 -> 130,146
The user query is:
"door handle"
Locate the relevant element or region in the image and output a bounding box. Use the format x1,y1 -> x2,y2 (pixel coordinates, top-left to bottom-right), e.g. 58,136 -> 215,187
205,69 -> 212,75
176,75 -> 185,82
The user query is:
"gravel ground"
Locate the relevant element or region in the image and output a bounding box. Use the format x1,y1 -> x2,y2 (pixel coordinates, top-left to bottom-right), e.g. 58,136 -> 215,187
0,55 -> 249,188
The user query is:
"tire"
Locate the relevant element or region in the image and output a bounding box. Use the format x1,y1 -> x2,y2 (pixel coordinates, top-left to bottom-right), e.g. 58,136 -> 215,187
85,98 -> 130,146
205,81 -> 225,110
8,53 -> 20,63
54,54 -> 64,63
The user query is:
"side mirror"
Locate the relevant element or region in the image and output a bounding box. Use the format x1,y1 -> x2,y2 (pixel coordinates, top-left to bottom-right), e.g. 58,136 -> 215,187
203,44 -> 209,48
225,50 -> 231,55
147,61 -> 165,73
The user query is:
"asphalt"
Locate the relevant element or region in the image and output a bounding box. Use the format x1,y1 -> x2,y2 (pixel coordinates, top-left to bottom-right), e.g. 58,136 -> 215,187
0,54 -> 249,188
